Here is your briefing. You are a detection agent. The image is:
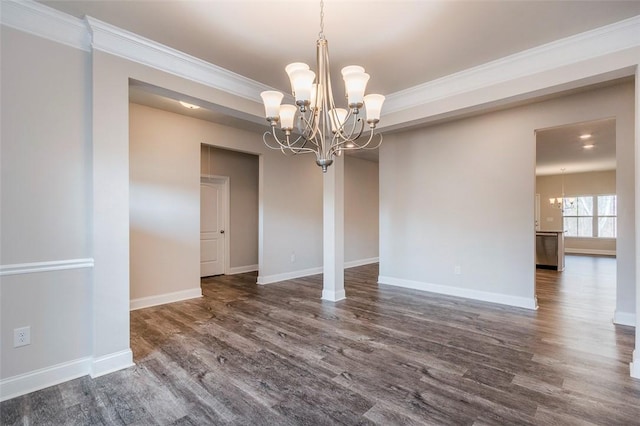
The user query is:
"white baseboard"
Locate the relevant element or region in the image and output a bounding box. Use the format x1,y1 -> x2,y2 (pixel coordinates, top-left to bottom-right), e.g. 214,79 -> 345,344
130,287 -> 202,311
378,275 -> 538,310
228,264 -> 259,275
0,356 -> 91,402
345,257 -> 379,269
631,350 -> 640,379
257,266 -> 323,285
90,349 -> 134,378
0,349 -> 136,402
564,248 -> 616,256
322,289 -> 346,302
613,311 -> 636,327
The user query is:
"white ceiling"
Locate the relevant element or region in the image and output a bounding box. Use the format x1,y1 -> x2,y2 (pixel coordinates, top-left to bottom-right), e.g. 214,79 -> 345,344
39,1 -> 638,168
536,117 -> 616,176
39,0 -> 640,96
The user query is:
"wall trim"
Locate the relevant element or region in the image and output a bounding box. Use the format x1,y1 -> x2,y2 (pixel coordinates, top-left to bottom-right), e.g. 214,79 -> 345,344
378,275 -> 538,310
0,356 -> 91,402
564,248 -> 616,256
322,289 -> 346,302
130,288 -> 202,311
257,266 -> 323,285
90,349 -> 134,378
0,0 -> 91,51
228,264 -> 259,275
85,17 -> 272,103
383,15 -> 640,115
613,311 -> 636,327
0,258 -> 95,276
631,350 -> 640,379
345,257 -> 379,269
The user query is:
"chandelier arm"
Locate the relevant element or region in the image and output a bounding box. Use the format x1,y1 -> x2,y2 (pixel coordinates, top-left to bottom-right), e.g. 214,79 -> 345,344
263,131 -> 318,156
343,116 -> 365,142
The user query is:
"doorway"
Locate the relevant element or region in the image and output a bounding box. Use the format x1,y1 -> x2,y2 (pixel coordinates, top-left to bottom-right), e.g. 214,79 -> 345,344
200,144 -> 260,276
200,177 -> 228,277
535,118 -> 617,318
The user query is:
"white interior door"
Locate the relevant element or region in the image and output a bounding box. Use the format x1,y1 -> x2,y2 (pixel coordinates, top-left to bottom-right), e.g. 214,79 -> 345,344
201,180 -> 226,277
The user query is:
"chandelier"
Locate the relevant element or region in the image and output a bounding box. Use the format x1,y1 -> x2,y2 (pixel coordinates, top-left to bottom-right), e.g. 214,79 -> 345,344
260,0 -> 385,172
549,168 -> 575,211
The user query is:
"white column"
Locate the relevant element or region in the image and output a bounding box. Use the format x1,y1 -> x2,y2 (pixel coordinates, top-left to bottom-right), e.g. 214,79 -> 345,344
322,155 -> 346,301
632,65 -> 640,379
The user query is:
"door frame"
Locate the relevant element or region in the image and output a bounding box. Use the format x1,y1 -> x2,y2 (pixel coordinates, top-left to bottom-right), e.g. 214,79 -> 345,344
201,174 -> 230,275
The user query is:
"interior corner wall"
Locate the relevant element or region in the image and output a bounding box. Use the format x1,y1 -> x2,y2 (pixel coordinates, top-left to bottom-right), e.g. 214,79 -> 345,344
0,27 -> 92,380
129,103 -> 201,302
379,81 -> 635,313
200,145 -> 259,270
536,170 -> 617,254
344,156 -> 379,264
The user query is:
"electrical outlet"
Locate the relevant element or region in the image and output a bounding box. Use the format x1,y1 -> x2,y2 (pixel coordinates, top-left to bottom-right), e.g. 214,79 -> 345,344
454,265 -> 462,275
14,326 -> 31,348
290,252 -> 296,263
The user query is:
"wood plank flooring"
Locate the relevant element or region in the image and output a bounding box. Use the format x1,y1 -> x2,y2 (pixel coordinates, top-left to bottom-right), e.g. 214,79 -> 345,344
2,256 -> 639,425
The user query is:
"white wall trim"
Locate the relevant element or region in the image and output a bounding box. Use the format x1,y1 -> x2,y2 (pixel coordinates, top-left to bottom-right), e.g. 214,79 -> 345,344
0,258 -> 95,276
90,349 -> 134,378
345,257 -> 379,269
322,289 -> 346,302
0,356 -> 91,402
613,311 -> 636,327
378,275 -> 538,310
564,248 -> 616,256
383,15 -> 640,115
130,288 -> 202,311
631,350 -> 640,379
228,264 -> 259,275
85,17 -> 271,103
257,266 -> 323,285
0,0 -> 90,51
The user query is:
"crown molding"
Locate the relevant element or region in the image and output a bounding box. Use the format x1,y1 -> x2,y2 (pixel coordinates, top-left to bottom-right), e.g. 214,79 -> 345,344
2,0 -> 273,104
0,0 -> 90,51
384,15 -> 640,115
85,17 -> 271,103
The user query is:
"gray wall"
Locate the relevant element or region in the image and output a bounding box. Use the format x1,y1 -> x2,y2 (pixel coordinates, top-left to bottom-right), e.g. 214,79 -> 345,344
380,81 -> 635,315
201,145 -> 259,269
1,27 -> 92,378
345,156 -> 379,263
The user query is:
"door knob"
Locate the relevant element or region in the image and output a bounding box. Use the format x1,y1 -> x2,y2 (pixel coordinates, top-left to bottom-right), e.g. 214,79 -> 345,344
220,230 -> 225,234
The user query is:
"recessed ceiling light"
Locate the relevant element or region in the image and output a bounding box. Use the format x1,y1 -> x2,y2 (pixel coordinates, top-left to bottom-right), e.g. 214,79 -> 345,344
579,134 -> 591,140
582,144 -> 595,149
179,101 -> 200,110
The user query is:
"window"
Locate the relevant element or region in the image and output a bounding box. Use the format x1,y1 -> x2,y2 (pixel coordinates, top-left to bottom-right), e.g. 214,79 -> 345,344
563,195 -> 616,238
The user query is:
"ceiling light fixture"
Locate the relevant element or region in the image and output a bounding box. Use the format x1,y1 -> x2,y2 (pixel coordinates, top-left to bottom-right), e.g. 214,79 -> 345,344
582,144 -> 595,149
259,0 -> 385,172
579,134 -> 592,140
179,101 -> 200,110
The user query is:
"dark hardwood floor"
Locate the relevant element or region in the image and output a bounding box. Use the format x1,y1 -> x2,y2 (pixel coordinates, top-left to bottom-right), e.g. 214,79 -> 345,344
2,256 -> 639,425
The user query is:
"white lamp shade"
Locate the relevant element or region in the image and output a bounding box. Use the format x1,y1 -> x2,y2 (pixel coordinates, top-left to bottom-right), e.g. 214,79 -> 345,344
310,84 -> 323,110
341,65 -> 365,77
329,108 -> 348,133
364,94 -> 385,122
285,62 -> 309,78
279,104 -> 297,130
260,91 -> 284,118
549,198 -> 555,205
290,69 -> 315,103
343,72 -> 369,106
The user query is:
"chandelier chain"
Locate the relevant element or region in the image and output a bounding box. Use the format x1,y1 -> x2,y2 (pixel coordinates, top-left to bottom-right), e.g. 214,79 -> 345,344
318,0 -> 325,39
